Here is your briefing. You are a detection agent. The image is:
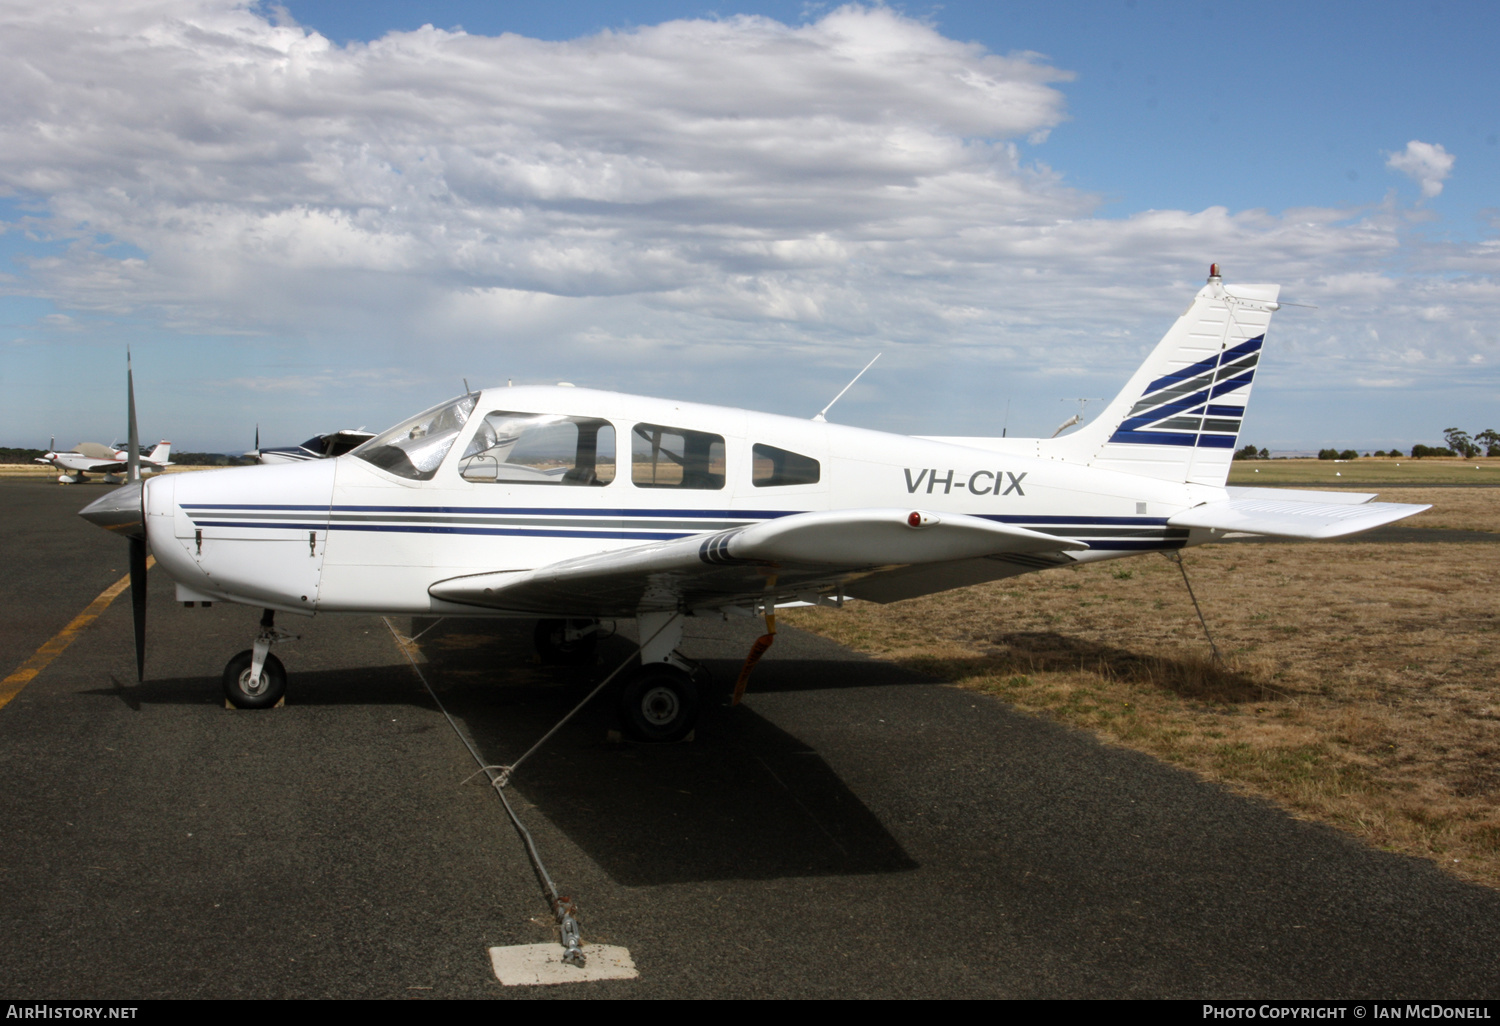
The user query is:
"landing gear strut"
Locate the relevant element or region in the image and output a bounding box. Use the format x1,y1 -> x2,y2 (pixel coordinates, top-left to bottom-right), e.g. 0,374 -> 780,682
613,611 -> 704,743
222,609 -> 294,709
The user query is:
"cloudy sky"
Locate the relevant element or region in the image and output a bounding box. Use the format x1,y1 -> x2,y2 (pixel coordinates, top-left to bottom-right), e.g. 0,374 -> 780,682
2,0 -> 1497,453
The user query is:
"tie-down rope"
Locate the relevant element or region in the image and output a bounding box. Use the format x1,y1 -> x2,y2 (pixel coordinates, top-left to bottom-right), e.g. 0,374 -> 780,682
385,614 -> 677,968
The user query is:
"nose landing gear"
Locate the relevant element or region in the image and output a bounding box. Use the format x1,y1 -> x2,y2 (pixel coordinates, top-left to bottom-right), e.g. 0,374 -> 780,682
222,609 -> 297,709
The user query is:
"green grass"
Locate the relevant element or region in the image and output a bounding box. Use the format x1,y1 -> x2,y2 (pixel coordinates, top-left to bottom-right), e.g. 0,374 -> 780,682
1228,458 -> 1500,487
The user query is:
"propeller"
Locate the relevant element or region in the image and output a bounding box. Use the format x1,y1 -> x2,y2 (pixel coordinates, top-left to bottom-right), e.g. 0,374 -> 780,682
126,350 -> 145,681
80,350 -> 149,682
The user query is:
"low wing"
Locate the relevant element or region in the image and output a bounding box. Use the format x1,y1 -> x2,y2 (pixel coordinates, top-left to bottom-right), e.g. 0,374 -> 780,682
428,508 -> 1089,616
1169,495 -> 1429,540
47,454 -> 126,472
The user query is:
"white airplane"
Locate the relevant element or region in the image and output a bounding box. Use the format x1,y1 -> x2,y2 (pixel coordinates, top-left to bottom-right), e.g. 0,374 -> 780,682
245,426 -> 374,465
81,266 -> 1428,743
37,439 -> 173,484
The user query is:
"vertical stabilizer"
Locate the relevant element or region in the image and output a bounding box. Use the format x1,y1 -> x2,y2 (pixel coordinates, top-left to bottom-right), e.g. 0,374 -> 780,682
1040,266 -> 1279,487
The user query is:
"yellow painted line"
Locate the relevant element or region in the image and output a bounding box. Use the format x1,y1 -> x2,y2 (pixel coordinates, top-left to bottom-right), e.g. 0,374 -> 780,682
0,556 -> 156,711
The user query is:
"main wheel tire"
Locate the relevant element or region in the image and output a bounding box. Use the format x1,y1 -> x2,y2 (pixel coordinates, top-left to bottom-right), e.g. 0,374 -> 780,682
533,618 -> 598,665
618,666 -> 700,743
222,650 -> 287,709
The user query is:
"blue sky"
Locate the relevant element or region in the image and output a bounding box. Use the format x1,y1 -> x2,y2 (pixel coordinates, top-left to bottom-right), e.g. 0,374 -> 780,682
2,1 -> 1497,453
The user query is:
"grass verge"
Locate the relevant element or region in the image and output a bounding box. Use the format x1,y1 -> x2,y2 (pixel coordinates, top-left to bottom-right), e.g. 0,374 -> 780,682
785,528 -> 1500,888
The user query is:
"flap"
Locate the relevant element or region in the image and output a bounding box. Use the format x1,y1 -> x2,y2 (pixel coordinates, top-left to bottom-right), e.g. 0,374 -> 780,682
1169,498 -> 1429,540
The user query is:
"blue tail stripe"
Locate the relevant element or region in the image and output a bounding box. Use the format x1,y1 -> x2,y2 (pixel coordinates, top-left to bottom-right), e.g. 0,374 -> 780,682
1115,388 -> 1213,433
1143,351 -> 1223,397
1210,371 -> 1255,399
1141,334 -> 1263,397
1107,430 -> 1198,447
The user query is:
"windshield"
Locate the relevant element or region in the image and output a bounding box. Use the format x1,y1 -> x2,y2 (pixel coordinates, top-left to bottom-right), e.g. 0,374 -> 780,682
351,395 -> 477,481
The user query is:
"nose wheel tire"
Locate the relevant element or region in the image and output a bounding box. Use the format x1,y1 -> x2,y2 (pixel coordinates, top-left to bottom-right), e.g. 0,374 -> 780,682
618,666 -> 700,743
222,650 -> 287,709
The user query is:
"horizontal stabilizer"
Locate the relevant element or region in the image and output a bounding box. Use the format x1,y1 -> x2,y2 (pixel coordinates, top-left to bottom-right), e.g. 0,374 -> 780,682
1168,497 -> 1429,540
429,508 -> 1087,615
1224,486 -> 1377,505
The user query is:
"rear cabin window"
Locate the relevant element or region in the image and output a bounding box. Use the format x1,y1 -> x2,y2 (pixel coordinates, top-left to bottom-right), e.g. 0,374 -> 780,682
631,423 -> 725,490
751,443 -> 820,487
459,412 -> 616,486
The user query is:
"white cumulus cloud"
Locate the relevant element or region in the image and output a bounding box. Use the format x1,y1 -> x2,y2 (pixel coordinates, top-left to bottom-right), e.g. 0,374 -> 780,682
1385,140 -> 1455,199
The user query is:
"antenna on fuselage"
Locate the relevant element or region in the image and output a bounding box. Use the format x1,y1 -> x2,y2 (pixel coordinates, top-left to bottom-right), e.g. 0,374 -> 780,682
813,353 -> 881,423
1051,397 -> 1102,438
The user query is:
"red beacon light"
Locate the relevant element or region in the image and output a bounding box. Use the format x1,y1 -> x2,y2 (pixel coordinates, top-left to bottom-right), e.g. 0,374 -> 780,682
1208,262 -> 1222,280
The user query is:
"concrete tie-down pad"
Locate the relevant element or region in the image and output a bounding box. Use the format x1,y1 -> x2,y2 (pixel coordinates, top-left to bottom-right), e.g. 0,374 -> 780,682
488,943 -> 639,986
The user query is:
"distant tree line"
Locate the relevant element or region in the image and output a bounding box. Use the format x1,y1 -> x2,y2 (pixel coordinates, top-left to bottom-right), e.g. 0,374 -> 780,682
1233,434 -> 1500,461
173,452 -> 256,467
0,447 -> 46,464
1439,428 -> 1500,458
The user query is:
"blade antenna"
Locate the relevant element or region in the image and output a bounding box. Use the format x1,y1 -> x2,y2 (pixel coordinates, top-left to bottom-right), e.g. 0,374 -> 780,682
813,353 -> 881,422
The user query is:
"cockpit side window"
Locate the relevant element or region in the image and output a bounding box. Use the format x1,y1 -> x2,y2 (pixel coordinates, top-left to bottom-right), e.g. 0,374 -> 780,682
459,412 -> 616,486
631,423 -> 725,490
351,394 -> 477,481
751,443 -> 820,487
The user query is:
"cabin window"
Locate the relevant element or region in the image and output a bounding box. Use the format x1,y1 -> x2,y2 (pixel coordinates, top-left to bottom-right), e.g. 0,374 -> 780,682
352,394 -> 477,481
459,412 -> 616,485
751,443 -> 820,487
631,423 -> 725,490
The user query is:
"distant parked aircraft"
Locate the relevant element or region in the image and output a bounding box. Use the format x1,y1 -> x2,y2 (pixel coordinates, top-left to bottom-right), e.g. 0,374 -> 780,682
36,439 -> 173,484
245,426 -> 374,464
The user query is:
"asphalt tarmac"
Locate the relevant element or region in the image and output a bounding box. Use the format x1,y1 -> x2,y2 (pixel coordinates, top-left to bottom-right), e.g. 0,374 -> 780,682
2,478 -> 1498,999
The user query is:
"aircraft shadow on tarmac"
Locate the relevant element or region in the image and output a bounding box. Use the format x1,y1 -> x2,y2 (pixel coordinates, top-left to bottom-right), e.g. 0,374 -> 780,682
409,616 -> 920,886
87,616 -> 919,886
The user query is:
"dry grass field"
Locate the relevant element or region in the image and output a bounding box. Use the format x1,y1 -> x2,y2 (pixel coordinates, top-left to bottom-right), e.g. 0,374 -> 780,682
786,490 -> 1500,889
1229,456 -> 1500,487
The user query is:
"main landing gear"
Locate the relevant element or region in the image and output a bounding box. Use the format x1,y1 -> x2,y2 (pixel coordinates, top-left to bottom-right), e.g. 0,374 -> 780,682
222,609 -> 295,709
532,610 -> 704,743
617,664 -> 700,743
613,611 -> 702,744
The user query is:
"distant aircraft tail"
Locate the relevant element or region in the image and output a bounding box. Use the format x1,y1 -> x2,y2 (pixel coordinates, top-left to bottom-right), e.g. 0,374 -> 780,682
1039,266 -> 1279,488
146,441 -> 172,466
